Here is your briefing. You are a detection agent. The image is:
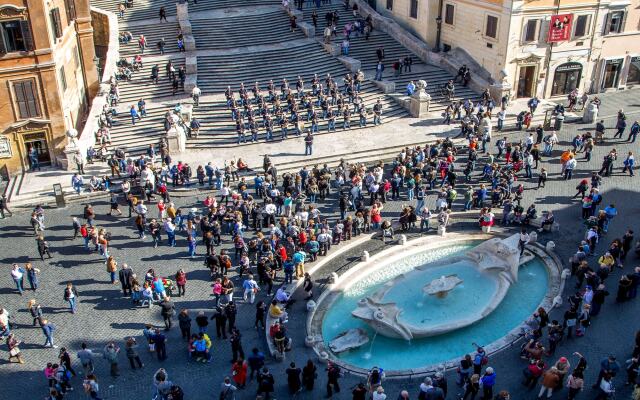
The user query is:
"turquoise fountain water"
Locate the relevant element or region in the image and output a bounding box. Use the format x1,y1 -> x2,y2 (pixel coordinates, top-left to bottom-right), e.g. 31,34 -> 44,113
321,243 -> 549,370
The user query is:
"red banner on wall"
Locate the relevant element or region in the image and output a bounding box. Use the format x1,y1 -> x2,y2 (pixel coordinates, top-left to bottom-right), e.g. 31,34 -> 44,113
548,14 -> 573,42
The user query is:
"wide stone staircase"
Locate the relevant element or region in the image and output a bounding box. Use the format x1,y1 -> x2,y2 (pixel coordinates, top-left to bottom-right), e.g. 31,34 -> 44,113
192,9 -> 300,50
89,0 -> 482,155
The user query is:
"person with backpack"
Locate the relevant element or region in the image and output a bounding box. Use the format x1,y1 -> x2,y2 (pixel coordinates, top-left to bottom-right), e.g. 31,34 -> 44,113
219,376 -> 237,399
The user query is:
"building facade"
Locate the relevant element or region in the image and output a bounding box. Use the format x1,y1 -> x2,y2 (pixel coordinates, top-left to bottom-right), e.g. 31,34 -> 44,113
374,0 -> 640,100
0,0 -> 98,178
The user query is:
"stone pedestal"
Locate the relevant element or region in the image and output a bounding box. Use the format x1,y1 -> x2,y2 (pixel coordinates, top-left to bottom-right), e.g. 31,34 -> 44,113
62,148 -> 79,171
166,125 -> 186,154
372,80 -> 395,94
184,35 -> 196,51
489,81 -> 512,104
409,89 -> 431,118
185,56 -> 197,74
400,234 -> 407,245
180,104 -> 193,124
337,56 -> 361,73
298,21 -> 315,38
362,250 -> 370,261
176,2 -> 188,21
582,102 -> 598,124
179,20 -> 192,35
184,75 -> 197,93
323,43 -> 340,56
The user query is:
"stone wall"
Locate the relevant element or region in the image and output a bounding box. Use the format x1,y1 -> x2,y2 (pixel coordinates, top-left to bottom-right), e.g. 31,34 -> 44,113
75,7 -> 120,163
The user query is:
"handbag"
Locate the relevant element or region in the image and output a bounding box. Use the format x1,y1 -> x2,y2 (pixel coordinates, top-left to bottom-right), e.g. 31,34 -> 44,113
9,348 -> 19,356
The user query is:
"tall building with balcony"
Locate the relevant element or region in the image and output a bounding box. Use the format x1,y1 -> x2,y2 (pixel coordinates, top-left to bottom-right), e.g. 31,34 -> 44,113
0,0 -> 98,177
372,0 -> 640,100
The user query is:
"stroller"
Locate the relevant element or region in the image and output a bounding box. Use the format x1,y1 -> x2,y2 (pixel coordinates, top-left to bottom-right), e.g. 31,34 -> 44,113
161,278 -> 176,297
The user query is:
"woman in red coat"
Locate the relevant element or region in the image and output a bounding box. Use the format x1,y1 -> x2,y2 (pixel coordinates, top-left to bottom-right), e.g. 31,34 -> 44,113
231,357 -> 248,388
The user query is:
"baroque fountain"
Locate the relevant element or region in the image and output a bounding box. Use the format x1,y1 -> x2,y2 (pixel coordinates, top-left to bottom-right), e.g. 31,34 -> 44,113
308,233 -> 564,373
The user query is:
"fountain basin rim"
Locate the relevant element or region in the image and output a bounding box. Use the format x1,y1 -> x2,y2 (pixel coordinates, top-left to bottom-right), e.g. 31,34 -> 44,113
307,232 -> 564,377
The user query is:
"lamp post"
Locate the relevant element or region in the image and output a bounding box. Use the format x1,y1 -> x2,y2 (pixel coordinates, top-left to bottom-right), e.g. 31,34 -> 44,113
434,16 -> 443,52
93,56 -> 102,80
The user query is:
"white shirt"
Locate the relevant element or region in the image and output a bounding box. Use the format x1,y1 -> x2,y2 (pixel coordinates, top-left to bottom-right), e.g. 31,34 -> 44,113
265,204 -> 276,215
192,87 -> 201,96
11,268 -> 23,280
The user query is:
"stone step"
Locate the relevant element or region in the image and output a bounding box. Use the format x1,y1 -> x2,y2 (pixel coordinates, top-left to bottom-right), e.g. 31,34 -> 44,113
192,11 -> 303,50
118,22 -> 183,58
115,60 -> 186,103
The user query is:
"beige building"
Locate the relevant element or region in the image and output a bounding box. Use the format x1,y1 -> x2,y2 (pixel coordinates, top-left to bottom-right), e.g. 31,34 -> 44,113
0,0 -> 99,178
374,0 -> 640,100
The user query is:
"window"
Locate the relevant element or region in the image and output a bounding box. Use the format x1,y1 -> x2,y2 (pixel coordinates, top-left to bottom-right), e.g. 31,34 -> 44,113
444,4 -> 454,25
0,20 -> 34,53
409,0 -> 418,19
50,8 -> 63,39
59,66 -> 67,91
573,15 -> 590,38
386,0 -> 393,11
485,15 -> 498,39
64,0 -> 76,22
13,80 -> 41,119
523,19 -> 539,42
604,11 -> 625,34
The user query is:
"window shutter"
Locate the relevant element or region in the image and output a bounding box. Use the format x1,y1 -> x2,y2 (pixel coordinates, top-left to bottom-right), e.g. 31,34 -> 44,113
620,11 -> 628,33
14,82 -> 29,118
24,80 -> 40,117
52,8 -> 63,38
602,13 -> 611,35
0,27 -> 6,54
539,19 -> 550,42
20,20 -> 34,50
65,0 -> 76,21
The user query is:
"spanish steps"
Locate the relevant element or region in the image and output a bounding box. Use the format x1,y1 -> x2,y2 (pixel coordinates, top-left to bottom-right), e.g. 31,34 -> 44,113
90,0 -> 482,156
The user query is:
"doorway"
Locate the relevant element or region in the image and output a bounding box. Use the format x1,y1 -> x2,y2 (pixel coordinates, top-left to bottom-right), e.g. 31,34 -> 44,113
517,66 -> 537,98
23,132 -> 51,168
626,57 -> 640,85
551,62 -> 582,96
602,59 -> 623,89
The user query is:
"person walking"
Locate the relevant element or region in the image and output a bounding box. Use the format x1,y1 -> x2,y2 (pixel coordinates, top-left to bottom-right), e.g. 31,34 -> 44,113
77,342 -> 95,376
125,337 -> 144,369
326,362 -> 341,397
10,264 -> 25,295
159,296 -> 175,330
103,341 -> 120,377
219,376 -> 238,399
118,263 -> 133,296
257,367 -> 275,400
63,282 -> 78,313
41,319 -> 57,348
304,132 -> 313,155
286,362 -> 302,394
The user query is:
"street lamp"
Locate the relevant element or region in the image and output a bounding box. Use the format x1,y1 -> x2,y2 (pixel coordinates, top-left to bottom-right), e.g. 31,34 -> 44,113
434,16 -> 443,53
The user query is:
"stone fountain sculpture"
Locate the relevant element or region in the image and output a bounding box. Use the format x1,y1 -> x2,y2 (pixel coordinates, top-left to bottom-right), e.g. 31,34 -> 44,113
423,275 -> 463,298
352,234 -> 534,340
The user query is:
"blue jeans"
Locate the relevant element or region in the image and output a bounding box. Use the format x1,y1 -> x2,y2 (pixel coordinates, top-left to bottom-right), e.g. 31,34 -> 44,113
305,144 -> 313,155
464,200 -> 473,211
68,297 -> 77,312
375,70 -> 383,81
373,115 -> 381,125
74,183 -> 82,194
14,278 -> 23,294
284,271 -> 293,284
416,199 -> 425,213
110,271 -> 116,282
407,188 -> 414,201
167,231 -> 176,246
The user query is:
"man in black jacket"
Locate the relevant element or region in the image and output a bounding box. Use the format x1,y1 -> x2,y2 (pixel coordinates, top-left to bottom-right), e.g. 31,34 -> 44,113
159,297 -> 175,330
118,263 -> 134,296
